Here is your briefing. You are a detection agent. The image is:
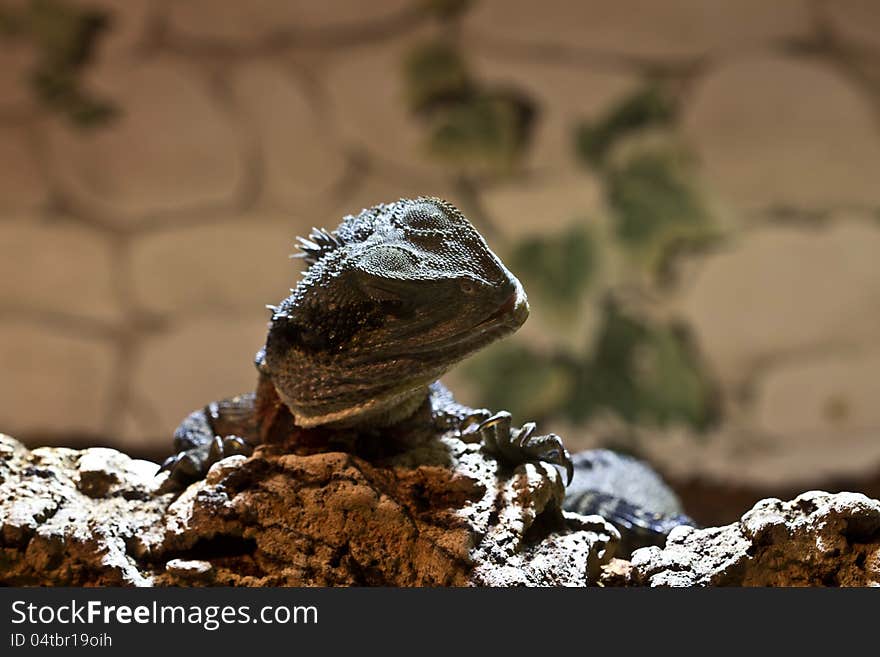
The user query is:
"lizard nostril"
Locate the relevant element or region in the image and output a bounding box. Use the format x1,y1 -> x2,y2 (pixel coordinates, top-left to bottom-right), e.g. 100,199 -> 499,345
496,291 -> 517,316
460,281 -> 476,295
478,291 -> 518,327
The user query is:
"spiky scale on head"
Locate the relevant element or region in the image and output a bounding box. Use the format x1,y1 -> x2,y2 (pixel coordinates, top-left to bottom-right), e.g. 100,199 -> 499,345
292,227 -> 345,265
164,197 -> 579,493
265,197 -> 529,429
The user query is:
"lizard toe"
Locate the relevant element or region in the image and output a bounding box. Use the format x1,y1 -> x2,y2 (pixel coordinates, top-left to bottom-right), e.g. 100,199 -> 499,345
472,412 -> 574,486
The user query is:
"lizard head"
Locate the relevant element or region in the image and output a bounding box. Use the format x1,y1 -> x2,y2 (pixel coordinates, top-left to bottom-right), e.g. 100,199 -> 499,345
265,197 -> 528,428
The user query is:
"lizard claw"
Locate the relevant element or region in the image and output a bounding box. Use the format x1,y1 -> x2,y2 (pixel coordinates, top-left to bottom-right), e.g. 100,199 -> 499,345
463,411 -> 574,486
160,435 -> 253,485
159,450 -> 203,482
208,435 -> 251,462
458,410 -> 493,442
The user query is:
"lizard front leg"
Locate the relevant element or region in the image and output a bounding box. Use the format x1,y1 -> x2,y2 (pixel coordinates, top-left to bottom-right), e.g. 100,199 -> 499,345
461,411 -> 574,486
160,393 -> 257,484
428,383 -> 573,484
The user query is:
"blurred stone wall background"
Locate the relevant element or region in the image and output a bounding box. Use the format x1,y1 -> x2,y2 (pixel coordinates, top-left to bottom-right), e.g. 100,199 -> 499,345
2,0 -> 879,519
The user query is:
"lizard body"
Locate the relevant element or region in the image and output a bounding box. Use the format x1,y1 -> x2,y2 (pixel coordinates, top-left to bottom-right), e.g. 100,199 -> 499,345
162,197 -> 690,552
163,197 -> 569,483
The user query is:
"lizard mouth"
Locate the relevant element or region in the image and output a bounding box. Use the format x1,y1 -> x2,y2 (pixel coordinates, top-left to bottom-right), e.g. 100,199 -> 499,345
475,291 -> 519,329
403,283 -> 529,359
480,282 -> 529,330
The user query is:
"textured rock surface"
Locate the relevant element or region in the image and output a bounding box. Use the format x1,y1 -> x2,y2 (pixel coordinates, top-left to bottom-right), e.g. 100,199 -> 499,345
156,417 -> 618,586
616,491 -> 880,586
0,432 -> 618,586
0,436 -> 169,585
5,430 -> 879,587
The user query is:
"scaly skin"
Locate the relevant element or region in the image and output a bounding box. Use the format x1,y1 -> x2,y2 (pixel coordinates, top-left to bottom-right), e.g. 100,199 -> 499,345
563,450 -> 695,556
162,197 -> 572,484
161,197 -> 692,547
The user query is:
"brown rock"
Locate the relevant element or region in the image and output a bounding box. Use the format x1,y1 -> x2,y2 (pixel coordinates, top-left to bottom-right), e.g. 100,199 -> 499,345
158,420 -> 617,586
0,41 -> 36,114
0,428 -> 618,586
71,0 -> 153,61
625,491 -> 880,586
5,431 -> 879,587
166,0 -> 414,45
0,434 -> 168,585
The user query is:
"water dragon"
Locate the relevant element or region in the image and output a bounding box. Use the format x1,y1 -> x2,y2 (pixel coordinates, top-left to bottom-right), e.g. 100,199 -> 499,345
161,197 -> 692,553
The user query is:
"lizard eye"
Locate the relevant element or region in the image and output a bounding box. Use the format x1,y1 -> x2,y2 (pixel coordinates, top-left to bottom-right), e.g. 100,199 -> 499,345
357,246 -> 417,276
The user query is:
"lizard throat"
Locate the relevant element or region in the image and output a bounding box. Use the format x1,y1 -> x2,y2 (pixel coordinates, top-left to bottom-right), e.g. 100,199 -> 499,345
270,278 -> 528,431
284,384 -> 431,429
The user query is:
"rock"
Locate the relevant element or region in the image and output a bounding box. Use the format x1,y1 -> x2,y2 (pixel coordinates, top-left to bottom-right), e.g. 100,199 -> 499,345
753,350 -> 880,438
0,430 -> 619,586
324,27 -> 452,179
621,491 -> 880,586
826,0 -> 880,50
0,434 -> 169,586
677,221 -> 880,386
600,557 -> 635,586
158,422 -> 618,586
468,52 -> 639,170
76,447 -> 159,498
166,0 -> 413,46
7,432 -> 877,587
69,0 -> 153,61
165,558 -> 214,582
205,455 -> 248,485
0,40 -> 36,114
